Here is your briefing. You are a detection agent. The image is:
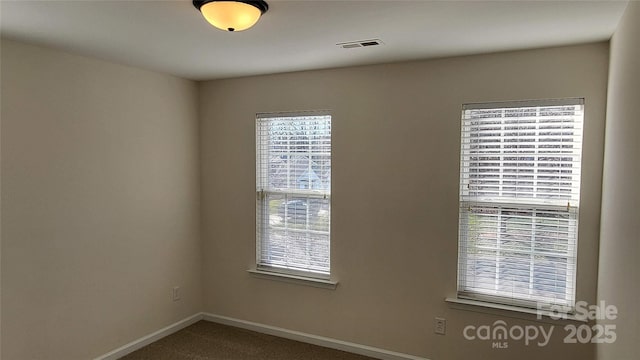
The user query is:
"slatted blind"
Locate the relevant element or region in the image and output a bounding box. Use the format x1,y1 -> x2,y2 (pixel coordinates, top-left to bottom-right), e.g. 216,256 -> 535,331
256,111 -> 331,277
458,99 -> 584,309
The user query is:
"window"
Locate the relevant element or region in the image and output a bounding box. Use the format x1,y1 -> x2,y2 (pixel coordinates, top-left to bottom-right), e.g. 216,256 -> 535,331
457,99 -> 584,310
256,111 -> 331,278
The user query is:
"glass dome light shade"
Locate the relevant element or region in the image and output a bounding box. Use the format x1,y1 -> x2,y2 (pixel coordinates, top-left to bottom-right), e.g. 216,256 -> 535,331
199,1 -> 264,32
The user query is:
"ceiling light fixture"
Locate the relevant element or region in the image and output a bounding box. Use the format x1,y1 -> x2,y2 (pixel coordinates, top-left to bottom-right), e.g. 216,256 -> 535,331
193,0 -> 269,32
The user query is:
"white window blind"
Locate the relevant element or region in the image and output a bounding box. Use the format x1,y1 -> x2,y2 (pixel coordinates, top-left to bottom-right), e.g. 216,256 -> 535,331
458,99 -> 584,309
256,111 -> 331,277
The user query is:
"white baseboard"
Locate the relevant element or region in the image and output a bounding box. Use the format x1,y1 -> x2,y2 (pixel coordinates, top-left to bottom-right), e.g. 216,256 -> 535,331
95,312 -> 431,360
95,313 -> 204,360
202,313 -> 430,360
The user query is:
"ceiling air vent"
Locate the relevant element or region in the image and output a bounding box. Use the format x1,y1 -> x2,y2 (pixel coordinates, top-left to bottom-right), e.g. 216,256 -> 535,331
337,39 -> 384,49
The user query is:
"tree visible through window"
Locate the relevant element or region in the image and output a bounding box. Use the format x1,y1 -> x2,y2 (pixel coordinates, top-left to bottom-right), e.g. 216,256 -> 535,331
256,112 -> 331,277
457,99 -> 584,309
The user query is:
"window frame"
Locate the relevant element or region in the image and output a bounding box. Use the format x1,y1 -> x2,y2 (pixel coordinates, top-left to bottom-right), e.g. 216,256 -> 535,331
255,110 -> 332,280
456,98 -> 585,312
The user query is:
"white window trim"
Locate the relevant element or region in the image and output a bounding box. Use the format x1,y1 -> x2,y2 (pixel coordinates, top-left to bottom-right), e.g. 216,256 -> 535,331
255,110 -> 332,281
444,297 -> 588,323
247,269 -> 338,290
456,98 -> 584,310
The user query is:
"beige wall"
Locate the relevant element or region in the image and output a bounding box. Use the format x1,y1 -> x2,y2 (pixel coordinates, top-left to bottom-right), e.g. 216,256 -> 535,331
0,37 -> 614,360
199,43 -> 609,360
597,2 -> 640,360
0,40 -> 202,359
0,34 -> 3,360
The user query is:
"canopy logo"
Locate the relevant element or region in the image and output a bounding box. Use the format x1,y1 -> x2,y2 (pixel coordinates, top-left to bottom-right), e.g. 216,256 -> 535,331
463,320 -> 554,348
462,301 -> 618,349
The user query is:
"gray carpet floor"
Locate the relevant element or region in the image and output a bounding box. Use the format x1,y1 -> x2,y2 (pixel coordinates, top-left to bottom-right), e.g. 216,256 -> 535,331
120,320 -> 377,360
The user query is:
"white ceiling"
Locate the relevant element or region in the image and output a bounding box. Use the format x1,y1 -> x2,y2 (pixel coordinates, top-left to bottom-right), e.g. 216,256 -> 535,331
0,0 -> 629,81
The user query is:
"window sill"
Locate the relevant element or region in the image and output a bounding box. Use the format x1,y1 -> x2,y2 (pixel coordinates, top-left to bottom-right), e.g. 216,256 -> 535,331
247,269 -> 338,290
445,297 -> 588,323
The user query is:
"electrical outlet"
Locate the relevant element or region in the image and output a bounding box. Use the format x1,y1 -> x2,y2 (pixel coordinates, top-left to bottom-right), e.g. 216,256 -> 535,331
434,317 -> 446,335
172,286 -> 181,301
